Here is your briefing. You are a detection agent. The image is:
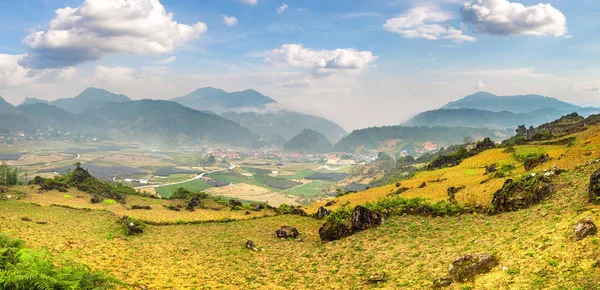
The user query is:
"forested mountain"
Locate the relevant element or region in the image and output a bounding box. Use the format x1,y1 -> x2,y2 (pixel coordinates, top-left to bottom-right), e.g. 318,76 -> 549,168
172,87 -> 277,114
284,129 -> 333,153
442,92 -> 582,113
21,97 -> 50,106
0,97 -> 16,114
52,88 -> 131,114
403,108 -> 570,129
334,125 -> 511,155
222,110 -> 348,143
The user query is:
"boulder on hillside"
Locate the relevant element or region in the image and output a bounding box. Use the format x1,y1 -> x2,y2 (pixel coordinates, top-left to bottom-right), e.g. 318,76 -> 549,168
484,164 -> 497,175
131,205 -> 152,210
447,186 -> 465,204
319,220 -> 352,242
325,200 -> 336,207
524,154 -> 550,171
590,169 -> 600,204
316,207 -> 331,219
351,206 -> 383,231
448,254 -> 498,282
90,195 -> 103,204
574,217 -> 597,240
275,226 -> 299,239
491,175 -> 553,213
229,199 -> 243,208
418,182 -> 427,188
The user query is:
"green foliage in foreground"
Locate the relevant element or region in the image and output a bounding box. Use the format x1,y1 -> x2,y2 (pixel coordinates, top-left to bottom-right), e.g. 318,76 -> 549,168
0,162 -> 19,186
0,234 -> 121,289
30,163 -> 140,203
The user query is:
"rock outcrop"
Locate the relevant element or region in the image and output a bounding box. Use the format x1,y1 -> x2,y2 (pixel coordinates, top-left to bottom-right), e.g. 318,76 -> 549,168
276,226 -> 299,239
590,169 -> 600,204
351,206 -> 384,231
448,254 -> 498,282
574,217 -> 597,240
316,207 -> 331,219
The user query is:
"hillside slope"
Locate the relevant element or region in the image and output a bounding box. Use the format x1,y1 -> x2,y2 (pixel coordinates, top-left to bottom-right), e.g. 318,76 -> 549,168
284,129 -> 333,153
442,91 -> 582,113
52,87 -> 131,114
223,110 -> 348,143
172,87 -> 277,114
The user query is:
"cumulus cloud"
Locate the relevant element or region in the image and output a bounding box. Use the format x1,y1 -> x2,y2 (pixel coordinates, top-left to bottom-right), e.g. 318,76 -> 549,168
276,3 -> 288,14
384,7 -> 476,43
264,44 -> 377,77
20,0 -> 208,69
0,54 -> 77,89
223,15 -> 238,26
238,0 -> 257,5
461,0 -> 567,37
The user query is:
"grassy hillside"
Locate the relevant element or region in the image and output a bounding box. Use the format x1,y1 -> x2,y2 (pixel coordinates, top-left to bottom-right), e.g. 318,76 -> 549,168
3,115 -> 600,289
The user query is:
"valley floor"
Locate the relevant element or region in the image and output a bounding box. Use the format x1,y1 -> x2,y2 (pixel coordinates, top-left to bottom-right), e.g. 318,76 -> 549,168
2,163 -> 600,289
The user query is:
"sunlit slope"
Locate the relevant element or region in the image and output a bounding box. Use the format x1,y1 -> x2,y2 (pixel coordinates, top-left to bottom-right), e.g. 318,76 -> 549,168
307,125 -> 600,214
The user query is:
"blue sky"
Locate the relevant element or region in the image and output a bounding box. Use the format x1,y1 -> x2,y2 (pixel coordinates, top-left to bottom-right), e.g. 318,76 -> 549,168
0,0 -> 599,129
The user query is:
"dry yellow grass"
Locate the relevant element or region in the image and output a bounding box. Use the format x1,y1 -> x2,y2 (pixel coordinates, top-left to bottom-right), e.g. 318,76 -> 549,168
11,186 -> 275,224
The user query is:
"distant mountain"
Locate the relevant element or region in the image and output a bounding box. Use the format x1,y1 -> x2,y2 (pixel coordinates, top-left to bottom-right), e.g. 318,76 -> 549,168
21,97 -> 50,106
284,129 -> 333,153
52,88 -> 131,114
222,111 -> 348,143
17,103 -> 74,127
172,87 -> 277,114
334,125 -> 512,156
90,100 -> 261,147
403,108 -> 571,129
442,92 -> 581,113
0,97 -> 16,114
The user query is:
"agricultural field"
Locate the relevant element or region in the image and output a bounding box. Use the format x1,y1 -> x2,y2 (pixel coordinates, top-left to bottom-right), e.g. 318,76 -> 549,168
155,179 -> 213,198
205,183 -> 300,207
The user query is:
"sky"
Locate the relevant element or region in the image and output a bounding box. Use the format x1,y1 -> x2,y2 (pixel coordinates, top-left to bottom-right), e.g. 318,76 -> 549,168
0,0 -> 599,130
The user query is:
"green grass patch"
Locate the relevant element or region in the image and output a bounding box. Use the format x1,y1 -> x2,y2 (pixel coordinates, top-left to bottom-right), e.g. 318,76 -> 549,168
156,179 -> 213,198
285,181 -> 333,197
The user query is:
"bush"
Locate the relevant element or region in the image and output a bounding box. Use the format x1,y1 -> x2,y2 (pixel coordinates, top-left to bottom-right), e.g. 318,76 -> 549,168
0,234 -> 121,289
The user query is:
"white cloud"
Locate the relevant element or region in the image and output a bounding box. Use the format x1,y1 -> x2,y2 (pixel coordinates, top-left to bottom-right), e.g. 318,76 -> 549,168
276,3 -> 288,14
21,0 -> 208,69
264,44 -> 377,77
474,80 -> 485,90
461,0 -> 567,37
223,15 -> 238,26
238,0 -> 258,5
0,54 -> 77,89
384,7 -> 476,43
154,56 -> 177,65
584,87 -> 600,92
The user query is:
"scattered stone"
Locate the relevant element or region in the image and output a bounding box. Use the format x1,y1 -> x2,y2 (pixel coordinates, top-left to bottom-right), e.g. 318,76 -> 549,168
418,182 -> 427,188
246,240 -> 259,252
21,217 -> 32,222
491,176 -> 554,213
325,200 -> 336,207
36,221 -> 48,225
593,258 -> 600,268
276,226 -> 299,239
432,277 -> 453,288
418,205 -> 434,216
351,206 -> 383,231
229,200 -> 243,208
392,187 -> 409,196
448,254 -> 498,282
90,195 -> 103,204
524,154 -> 550,171
165,205 -> 181,211
484,164 -> 497,175
574,217 -> 597,240
447,186 -> 465,204
316,206 -> 331,219
186,196 -> 202,211
395,182 -> 401,187
245,211 -> 251,215
132,284 -> 149,290
131,205 -> 152,210
589,168 -> 600,204
367,272 -> 386,284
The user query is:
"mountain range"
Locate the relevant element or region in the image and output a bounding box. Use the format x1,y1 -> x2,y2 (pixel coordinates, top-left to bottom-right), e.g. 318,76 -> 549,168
404,92 -> 600,129
284,129 -> 333,153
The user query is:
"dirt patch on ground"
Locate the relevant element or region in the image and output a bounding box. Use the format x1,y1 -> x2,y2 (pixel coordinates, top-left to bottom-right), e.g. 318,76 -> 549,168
205,183 -> 300,207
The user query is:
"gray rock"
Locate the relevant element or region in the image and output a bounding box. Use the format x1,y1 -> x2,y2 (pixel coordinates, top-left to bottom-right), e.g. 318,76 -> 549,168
351,206 -> 383,231
316,206 -> 331,219
590,169 -> 600,204
574,217 -> 597,240
276,226 -> 299,239
448,254 -> 498,282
